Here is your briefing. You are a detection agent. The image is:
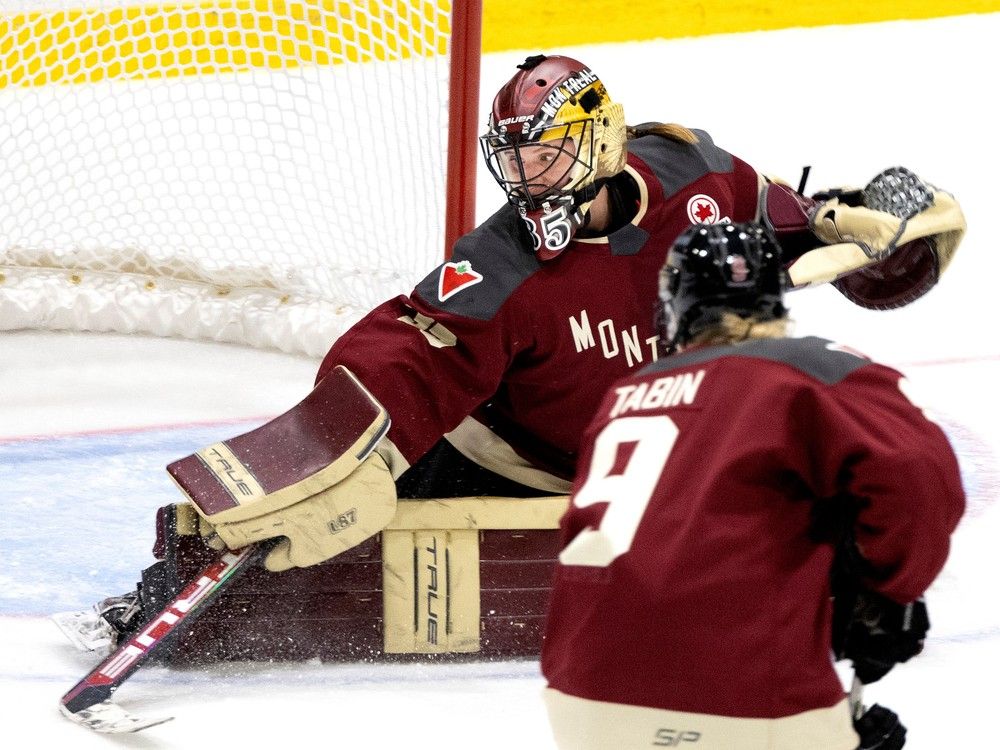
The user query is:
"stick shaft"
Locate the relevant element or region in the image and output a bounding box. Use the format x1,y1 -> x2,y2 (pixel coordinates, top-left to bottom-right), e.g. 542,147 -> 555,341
61,542 -> 270,714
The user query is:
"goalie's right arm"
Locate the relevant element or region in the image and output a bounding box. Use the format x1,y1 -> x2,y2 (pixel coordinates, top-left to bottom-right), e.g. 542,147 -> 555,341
167,366 -> 397,572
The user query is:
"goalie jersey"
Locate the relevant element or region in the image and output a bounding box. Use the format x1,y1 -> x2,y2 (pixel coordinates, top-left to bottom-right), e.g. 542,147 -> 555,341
317,131 -> 762,490
540,336 -> 964,747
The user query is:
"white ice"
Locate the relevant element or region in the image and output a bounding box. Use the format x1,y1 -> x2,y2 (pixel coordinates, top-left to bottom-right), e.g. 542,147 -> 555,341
1,14 -> 998,748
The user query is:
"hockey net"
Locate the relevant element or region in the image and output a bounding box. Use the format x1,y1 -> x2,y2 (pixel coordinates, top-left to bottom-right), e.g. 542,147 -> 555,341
0,0 -> 479,357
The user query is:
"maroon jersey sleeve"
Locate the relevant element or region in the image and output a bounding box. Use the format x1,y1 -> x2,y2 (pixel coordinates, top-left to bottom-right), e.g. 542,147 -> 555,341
810,361 -> 965,602
315,293 -> 519,465
315,205 -> 541,465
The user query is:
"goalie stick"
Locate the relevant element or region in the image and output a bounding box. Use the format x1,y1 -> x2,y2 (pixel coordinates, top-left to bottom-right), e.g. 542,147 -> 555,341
847,672 -> 908,749
849,673 -> 865,722
59,540 -> 275,734
59,365 -> 390,733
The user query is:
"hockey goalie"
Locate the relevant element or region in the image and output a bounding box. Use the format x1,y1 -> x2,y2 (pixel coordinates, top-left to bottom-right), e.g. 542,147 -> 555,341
54,53 -> 966,668
54,362 -> 568,661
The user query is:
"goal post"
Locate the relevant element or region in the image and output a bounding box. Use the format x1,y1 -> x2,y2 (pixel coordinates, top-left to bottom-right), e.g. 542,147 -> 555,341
0,0 -> 481,357
443,0 -> 480,259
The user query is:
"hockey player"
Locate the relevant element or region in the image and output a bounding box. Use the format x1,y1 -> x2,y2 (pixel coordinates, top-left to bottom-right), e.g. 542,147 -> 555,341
57,53 -> 966,653
540,222 -> 965,750
320,53 -> 965,500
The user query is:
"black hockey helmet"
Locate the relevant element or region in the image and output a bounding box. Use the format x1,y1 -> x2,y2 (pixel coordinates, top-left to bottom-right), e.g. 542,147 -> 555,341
658,222 -> 787,353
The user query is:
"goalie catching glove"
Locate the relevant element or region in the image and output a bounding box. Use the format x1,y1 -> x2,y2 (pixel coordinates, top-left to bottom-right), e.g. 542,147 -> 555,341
167,366 -> 396,572
786,166 -> 966,308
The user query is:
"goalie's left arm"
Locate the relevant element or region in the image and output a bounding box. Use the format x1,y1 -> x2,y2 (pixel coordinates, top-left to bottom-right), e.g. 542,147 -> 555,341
761,166 -> 966,308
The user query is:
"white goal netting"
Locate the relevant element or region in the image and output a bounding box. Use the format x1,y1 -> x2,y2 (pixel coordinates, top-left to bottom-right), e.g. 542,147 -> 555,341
0,0 -> 467,357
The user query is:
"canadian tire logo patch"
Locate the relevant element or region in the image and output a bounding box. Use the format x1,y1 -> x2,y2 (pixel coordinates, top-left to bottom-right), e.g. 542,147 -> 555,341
438,261 -> 483,301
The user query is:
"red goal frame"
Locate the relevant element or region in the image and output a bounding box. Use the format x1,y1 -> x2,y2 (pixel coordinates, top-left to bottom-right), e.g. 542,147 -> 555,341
444,0 -> 483,258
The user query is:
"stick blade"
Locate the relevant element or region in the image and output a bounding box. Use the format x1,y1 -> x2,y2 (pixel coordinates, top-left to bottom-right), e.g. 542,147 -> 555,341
59,700 -> 173,734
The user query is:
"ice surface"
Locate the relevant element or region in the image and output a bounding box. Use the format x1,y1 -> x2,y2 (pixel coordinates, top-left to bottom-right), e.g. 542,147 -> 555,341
1,14 -> 998,748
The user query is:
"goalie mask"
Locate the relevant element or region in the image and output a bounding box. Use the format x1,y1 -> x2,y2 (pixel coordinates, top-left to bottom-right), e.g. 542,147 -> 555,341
658,223 -> 787,354
480,54 -> 627,260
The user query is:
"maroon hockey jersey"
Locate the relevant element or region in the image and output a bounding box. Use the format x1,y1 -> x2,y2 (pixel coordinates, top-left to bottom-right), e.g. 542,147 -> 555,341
317,131 -> 760,484
541,336 -> 965,719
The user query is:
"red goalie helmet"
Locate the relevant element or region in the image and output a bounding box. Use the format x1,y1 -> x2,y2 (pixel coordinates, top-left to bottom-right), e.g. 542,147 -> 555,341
480,54 -> 627,259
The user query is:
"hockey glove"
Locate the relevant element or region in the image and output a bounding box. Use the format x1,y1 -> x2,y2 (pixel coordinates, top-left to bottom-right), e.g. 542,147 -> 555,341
854,704 -> 907,750
835,589 -> 930,685
194,452 -> 395,572
810,166 -> 964,262
787,167 -> 965,293
168,365 -> 397,572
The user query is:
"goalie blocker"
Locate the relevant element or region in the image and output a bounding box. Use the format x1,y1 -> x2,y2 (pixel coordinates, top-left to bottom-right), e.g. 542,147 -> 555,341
168,365 -> 396,573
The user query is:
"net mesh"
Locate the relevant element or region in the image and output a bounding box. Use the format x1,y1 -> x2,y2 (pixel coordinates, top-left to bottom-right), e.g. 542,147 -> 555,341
0,0 -> 455,356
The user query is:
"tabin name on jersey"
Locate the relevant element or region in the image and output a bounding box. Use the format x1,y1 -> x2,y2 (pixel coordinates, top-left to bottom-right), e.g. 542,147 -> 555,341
609,370 -> 706,418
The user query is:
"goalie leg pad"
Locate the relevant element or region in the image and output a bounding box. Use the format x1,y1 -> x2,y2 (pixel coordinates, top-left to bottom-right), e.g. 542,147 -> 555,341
129,496 -> 568,663
382,528 -> 481,654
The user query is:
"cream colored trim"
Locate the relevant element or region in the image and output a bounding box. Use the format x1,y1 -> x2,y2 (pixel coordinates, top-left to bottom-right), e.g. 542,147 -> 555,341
396,311 -> 457,348
786,241 -> 873,287
445,417 -> 573,494
383,528 -> 480,653
755,172 -> 770,222
178,491 -> 568,539
574,164 -> 649,245
386,495 -> 569,531
628,164 -> 650,226
374,436 -> 410,481
174,501 -> 200,536
543,689 -> 859,750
